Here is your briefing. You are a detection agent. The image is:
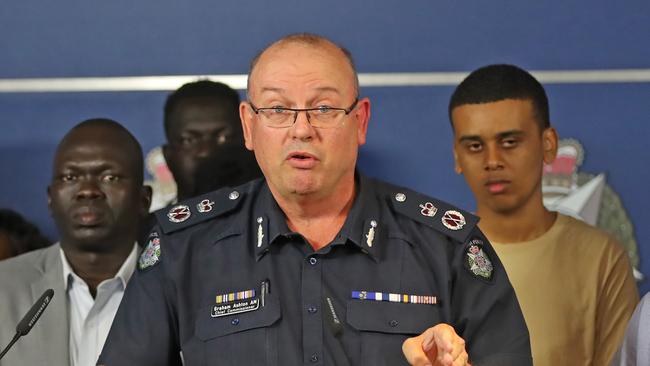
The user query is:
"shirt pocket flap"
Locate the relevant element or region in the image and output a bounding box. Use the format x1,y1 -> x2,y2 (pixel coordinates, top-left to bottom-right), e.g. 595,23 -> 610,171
195,295 -> 281,341
346,300 -> 439,335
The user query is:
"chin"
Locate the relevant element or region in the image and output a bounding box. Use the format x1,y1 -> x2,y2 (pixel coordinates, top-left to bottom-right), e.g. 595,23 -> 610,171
70,227 -> 112,245
488,201 -> 523,215
282,174 -> 321,195
287,183 -> 318,196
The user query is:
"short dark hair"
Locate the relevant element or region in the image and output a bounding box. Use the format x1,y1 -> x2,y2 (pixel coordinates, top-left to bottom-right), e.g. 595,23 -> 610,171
0,209 -> 51,257
449,64 -> 550,131
163,80 -> 241,138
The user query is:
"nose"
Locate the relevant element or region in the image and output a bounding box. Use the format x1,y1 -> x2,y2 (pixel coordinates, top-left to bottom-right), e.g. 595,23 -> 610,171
289,110 -> 315,141
194,139 -> 216,158
484,143 -> 504,171
75,179 -> 105,200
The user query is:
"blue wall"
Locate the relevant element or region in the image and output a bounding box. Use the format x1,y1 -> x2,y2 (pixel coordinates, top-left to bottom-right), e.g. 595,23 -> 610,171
1,1 -> 649,294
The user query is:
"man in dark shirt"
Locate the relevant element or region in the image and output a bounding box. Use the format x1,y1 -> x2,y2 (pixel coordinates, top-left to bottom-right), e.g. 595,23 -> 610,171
162,80 -> 262,203
99,33 -> 532,366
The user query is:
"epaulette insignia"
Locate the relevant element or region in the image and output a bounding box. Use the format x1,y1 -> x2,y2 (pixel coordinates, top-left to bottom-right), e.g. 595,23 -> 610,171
139,231 -> 161,270
464,237 -> 493,282
389,190 -> 478,243
155,187 -> 244,234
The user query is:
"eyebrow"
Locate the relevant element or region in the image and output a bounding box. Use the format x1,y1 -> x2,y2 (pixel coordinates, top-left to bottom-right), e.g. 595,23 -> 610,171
259,87 -> 285,94
496,130 -> 524,139
59,161 -> 122,173
258,86 -> 342,97
458,129 -> 524,143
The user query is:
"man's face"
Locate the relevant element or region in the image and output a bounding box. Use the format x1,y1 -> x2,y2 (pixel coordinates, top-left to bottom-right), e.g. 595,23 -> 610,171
452,99 -> 557,215
163,97 -> 241,199
241,42 -> 370,199
48,128 -> 149,251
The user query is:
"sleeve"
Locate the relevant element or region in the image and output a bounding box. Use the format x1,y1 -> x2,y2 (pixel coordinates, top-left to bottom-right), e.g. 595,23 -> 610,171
97,232 -> 182,366
592,237 -> 639,366
449,228 -> 532,366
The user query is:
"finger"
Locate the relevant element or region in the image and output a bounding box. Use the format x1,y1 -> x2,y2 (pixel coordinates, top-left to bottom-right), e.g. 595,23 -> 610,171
451,351 -> 469,366
433,325 -> 455,355
449,336 -> 466,360
421,327 -> 436,352
403,335 -> 434,366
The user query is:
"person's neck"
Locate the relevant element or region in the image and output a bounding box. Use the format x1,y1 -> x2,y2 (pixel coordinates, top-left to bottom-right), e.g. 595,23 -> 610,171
61,239 -> 134,298
476,197 -> 557,244
271,179 -> 356,251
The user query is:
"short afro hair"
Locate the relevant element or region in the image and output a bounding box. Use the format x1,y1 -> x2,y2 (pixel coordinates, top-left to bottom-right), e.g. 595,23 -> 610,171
449,64 -> 550,131
164,80 -> 241,138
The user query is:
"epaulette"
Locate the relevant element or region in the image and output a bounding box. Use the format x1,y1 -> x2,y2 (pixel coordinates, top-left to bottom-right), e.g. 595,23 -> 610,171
154,187 -> 244,234
388,188 -> 479,243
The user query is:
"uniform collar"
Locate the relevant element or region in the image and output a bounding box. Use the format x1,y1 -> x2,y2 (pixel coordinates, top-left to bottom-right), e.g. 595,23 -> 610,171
60,243 -> 139,290
253,184 -> 292,260
332,174 -> 382,261
254,173 -> 382,261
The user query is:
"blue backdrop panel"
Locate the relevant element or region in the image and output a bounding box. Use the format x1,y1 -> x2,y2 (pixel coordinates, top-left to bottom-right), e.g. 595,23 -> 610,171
0,1 -> 648,295
1,0 -> 649,78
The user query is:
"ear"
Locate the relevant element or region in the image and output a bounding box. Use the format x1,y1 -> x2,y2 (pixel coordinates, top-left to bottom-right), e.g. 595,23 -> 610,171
140,185 -> 153,216
161,143 -> 171,162
453,145 -> 463,174
354,97 -> 371,146
46,185 -> 53,215
240,101 -> 255,151
541,126 -> 559,164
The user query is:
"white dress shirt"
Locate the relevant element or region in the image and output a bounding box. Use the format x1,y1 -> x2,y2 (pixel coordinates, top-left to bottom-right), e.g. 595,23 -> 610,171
60,244 -> 138,366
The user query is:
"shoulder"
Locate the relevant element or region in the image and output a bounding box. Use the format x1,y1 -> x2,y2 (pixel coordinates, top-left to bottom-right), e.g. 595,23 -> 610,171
557,214 -> 625,254
138,180 -> 264,271
153,179 -> 264,235
0,245 -> 58,279
367,176 -> 479,243
0,245 -> 59,294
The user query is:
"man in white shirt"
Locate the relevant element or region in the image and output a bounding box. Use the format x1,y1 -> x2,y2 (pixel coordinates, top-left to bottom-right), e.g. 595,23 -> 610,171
0,118 -> 151,366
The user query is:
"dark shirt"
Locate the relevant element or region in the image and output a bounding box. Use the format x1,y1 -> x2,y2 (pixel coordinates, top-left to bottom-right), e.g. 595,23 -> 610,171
99,175 -> 532,366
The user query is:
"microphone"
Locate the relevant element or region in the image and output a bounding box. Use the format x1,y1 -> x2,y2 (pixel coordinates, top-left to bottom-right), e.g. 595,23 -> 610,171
0,289 -> 54,360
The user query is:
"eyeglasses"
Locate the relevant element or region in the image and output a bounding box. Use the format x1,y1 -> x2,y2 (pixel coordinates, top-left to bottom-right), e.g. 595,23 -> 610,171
249,98 -> 359,129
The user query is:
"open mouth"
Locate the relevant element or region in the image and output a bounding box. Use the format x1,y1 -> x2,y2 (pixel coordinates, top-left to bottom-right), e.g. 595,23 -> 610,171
289,152 -> 315,160
287,152 -> 318,168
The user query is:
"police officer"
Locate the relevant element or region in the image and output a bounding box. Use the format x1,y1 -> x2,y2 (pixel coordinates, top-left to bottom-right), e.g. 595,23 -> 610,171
98,33 -> 532,366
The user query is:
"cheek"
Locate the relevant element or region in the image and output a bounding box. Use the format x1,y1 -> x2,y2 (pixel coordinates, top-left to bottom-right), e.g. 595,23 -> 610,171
456,156 -> 485,187
49,188 -> 72,211
513,151 -> 543,176
170,154 -> 199,177
252,132 -> 281,161
106,189 -> 136,216
457,155 -> 480,172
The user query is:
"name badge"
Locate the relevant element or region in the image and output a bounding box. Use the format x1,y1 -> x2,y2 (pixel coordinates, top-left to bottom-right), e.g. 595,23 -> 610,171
211,298 -> 260,317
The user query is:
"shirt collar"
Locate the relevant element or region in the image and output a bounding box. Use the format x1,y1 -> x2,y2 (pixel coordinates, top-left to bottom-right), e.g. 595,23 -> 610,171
253,184 -> 292,260
332,174 -> 382,261
60,243 -> 139,289
254,174 -> 382,261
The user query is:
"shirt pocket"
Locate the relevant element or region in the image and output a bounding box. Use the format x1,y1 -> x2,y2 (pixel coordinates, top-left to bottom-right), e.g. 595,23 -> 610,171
347,300 -> 441,366
194,294 -> 281,366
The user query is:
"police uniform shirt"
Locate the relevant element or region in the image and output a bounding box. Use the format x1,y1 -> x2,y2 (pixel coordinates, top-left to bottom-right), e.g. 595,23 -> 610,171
98,175 -> 532,366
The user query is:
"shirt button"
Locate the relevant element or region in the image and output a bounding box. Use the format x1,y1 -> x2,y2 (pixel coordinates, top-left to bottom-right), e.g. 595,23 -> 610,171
308,306 -> 318,314
309,257 -> 318,265
310,353 -> 319,363
231,318 -> 240,326
389,319 -> 399,327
